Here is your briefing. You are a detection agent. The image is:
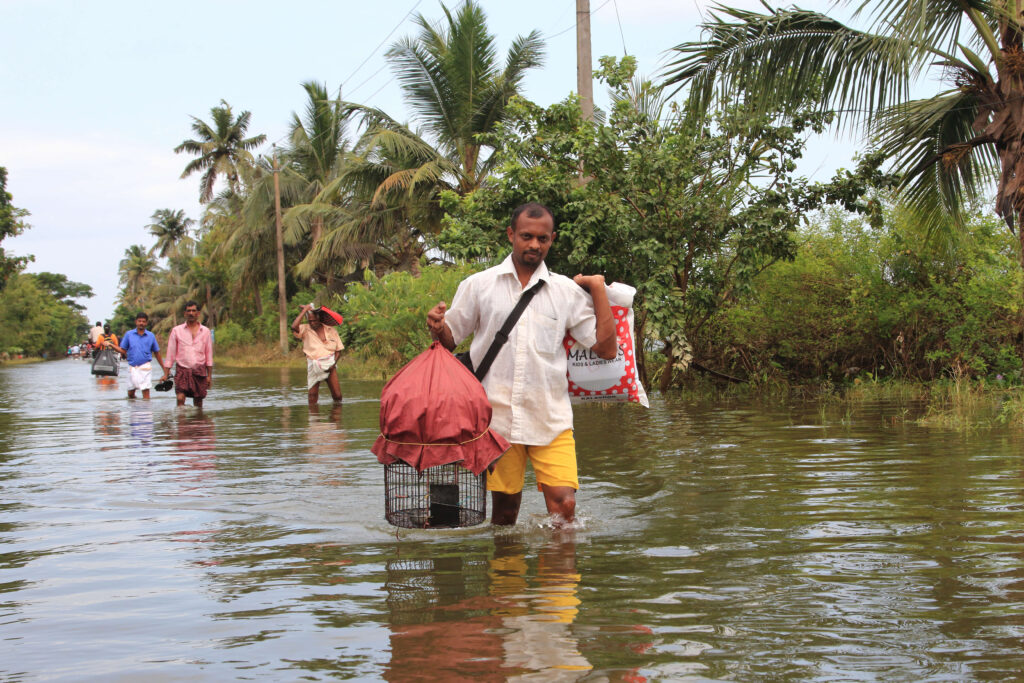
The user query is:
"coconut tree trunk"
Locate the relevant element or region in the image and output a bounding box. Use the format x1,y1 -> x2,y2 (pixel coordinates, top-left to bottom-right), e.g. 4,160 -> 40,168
206,283 -> 217,327
312,215 -> 323,250
273,157 -> 288,356
253,282 -> 264,316
1019,212 -> 1024,355
312,215 -> 329,287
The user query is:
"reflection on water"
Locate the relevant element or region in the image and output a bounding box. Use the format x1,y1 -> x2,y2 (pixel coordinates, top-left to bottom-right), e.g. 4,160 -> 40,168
382,537 -> 599,682
173,411 -> 217,478
94,409 -> 121,444
385,552 -> 499,681
2,359 -> 1024,680
491,536 -> 592,681
94,375 -> 119,391
129,405 -> 153,446
306,403 -> 347,487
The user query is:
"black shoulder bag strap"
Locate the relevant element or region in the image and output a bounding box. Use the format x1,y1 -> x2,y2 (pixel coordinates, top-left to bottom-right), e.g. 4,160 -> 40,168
472,279 -> 547,382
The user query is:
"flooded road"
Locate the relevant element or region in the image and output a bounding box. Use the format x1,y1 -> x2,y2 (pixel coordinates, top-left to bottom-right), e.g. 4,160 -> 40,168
2,358 -> 1024,680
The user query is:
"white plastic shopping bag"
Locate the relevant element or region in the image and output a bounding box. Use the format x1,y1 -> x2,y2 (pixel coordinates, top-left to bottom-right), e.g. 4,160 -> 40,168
564,282 -> 649,407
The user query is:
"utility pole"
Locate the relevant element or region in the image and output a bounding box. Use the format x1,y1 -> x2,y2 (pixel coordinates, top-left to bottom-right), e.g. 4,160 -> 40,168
576,0 -> 594,121
272,147 -> 288,356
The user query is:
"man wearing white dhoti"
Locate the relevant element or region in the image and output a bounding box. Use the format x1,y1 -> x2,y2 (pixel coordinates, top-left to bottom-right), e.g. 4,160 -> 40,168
118,312 -> 168,399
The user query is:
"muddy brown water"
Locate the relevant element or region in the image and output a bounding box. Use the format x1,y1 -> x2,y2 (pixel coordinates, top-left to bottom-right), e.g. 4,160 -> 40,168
2,358 -> 1023,680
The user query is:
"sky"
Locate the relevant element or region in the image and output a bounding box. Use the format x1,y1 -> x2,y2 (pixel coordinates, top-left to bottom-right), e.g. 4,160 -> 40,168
1,0 -> 842,325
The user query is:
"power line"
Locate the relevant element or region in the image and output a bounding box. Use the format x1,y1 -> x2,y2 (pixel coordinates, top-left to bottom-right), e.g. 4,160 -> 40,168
341,0 -> 423,88
548,0 -> 613,40
364,75 -> 396,104
612,0 -> 628,56
544,2 -> 575,37
347,62 -> 391,100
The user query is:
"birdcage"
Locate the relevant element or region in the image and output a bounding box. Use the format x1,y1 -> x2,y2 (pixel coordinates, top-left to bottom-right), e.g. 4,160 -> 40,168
384,460 -> 487,528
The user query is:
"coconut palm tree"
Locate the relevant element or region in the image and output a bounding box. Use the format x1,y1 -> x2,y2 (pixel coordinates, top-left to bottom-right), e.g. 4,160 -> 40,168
660,0 -> 1024,274
118,244 -> 160,309
280,81 -> 353,279
175,100 -> 267,203
204,190 -> 267,316
338,0 -> 545,247
147,209 -> 195,260
300,108 -> 436,279
384,0 -> 544,193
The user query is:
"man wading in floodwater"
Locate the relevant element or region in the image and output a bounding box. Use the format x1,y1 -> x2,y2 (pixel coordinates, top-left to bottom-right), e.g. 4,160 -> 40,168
117,312 -> 168,399
291,303 -> 344,406
426,202 -> 617,526
163,301 -> 213,408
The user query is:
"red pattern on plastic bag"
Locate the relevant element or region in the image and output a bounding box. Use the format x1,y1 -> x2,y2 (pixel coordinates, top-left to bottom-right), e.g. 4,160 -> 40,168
564,283 -> 649,407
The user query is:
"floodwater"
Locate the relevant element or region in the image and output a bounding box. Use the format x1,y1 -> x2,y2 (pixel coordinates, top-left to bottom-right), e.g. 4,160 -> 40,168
2,359 -> 1024,681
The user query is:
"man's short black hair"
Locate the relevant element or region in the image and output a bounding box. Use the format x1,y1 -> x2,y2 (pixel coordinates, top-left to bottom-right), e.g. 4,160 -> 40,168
95,321 -> 102,326
135,312 -> 149,321
184,300 -> 200,311
510,202 -> 556,232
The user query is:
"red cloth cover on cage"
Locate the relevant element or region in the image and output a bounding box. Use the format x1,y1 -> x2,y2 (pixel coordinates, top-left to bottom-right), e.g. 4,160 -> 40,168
372,342 -> 510,475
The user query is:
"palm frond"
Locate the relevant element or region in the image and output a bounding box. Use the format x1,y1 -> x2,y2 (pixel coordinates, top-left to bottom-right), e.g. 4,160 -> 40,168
875,88 -> 999,234
663,5 -> 917,128
855,0 -> 975,58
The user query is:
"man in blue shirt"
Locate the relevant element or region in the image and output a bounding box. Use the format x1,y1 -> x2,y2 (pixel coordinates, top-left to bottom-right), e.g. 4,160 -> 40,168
118,312 -> 169,399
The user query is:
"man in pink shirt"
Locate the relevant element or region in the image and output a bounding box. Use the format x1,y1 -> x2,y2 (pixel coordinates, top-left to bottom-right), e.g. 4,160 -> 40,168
163,300 -> 214,407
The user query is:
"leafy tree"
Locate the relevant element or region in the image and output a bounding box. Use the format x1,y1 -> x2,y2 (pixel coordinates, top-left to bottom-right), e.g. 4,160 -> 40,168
441,58 -> 892,389
284,82 -> 350,243
227,180 -> 277,316
660,0 -> 1024,280
326,114 -> 446,276
175,100 -> 267,203
0,167 -> 33,287
143,222 -> 232,332
147,208 -> 195,259
696,204 -> 1023,382
236,155 -> 310,339
109,302 -> 137,337
0,273 -> 88,356
179,227 -> 231,328
32,272 -> 93,312
338,262 -> 482,369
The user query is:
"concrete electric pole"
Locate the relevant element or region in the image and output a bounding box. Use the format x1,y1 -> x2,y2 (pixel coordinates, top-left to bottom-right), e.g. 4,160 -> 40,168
576,0 -> 594,121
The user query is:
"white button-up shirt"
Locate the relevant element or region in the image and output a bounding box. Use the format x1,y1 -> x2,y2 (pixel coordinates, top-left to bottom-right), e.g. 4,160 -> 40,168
444,255 -> 599,446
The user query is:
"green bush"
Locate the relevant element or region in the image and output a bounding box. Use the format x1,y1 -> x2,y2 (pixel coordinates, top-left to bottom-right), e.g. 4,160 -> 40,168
335,263 -> 484,369
692,206 -> 1023,383
213,320 -> 255,348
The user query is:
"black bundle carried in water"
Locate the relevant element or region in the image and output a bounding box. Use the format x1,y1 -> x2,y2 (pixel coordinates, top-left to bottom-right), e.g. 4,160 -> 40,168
91,348 -> 119,376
